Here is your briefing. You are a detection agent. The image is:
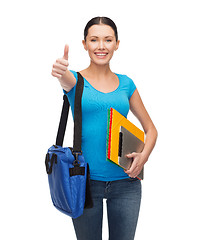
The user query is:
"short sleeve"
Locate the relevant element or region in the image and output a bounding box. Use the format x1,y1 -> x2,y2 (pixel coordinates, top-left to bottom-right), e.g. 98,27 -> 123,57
127,76 -> 137,100
62,70 -> 78,95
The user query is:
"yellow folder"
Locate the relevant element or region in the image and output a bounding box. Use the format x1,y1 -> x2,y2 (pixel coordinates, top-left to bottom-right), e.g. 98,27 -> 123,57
106,108 -> 145,178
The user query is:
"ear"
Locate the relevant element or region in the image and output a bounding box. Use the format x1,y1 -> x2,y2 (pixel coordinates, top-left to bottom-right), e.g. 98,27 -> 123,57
82,40 -> 88,51
115,40 -> 120,51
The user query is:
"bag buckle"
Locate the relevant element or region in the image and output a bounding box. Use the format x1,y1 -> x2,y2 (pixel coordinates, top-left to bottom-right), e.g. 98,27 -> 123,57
72,151 -> 82,167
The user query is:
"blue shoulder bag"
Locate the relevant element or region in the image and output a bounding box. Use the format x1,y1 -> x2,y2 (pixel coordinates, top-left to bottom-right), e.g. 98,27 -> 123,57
45,72 -> 93,219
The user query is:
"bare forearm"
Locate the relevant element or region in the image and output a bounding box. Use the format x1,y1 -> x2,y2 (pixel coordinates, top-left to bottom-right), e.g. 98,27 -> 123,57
58,70 -> 76,92
142,126 -> 158,163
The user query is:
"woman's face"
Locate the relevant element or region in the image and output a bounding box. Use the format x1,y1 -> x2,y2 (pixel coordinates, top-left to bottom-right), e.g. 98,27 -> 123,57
82,24 -> 120,66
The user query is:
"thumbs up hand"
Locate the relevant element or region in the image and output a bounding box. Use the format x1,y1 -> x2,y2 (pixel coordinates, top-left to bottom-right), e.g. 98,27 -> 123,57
52,44 -> 69,79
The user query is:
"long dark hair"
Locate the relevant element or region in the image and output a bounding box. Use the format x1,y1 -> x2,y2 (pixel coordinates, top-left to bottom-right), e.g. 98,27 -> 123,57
84,16 -> 118,42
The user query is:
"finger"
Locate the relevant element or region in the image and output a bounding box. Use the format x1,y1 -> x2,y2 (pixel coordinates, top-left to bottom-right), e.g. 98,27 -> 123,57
51,72 -> 62,78
56,58 -> 69,67
126,152 -> 137,158
52,67 -> 65,75
125,162 -> 139,175
125,170 -> 132,174
53,62 -> 67,71
129,163 -> 139,174
63,44 -> 69,60
124,164 -> 134,174
124,168 -> 132,174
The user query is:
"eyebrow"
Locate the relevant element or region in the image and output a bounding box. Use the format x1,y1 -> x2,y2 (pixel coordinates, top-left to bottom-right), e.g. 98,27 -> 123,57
90,36 -> 114,38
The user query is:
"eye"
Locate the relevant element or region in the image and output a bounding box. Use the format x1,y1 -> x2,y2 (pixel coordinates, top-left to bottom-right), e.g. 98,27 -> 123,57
91,39 -> 97,42
106,39 -> 112,42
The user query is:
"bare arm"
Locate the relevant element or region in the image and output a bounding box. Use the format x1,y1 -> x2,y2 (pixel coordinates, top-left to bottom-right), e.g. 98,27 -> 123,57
130,89 -> 158,161
124,89 -> 158,178
51,44 -> 76,92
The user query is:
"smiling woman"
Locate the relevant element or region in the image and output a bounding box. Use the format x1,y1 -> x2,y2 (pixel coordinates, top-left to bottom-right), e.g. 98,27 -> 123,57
82,22 -> 120,67
51,16 -> 158,240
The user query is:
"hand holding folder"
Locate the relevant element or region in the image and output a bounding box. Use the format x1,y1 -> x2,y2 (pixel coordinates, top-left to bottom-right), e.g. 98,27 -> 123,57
106,108 -> 145,180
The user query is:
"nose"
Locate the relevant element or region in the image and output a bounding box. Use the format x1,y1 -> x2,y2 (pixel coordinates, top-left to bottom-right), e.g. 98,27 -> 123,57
98,40 -> 105,50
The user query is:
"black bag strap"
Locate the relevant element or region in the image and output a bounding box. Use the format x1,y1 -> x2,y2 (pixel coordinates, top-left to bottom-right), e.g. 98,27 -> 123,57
55,72 -> 84,153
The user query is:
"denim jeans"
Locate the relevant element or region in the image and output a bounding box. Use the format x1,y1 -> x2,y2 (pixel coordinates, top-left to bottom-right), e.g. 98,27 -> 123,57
72,177 -> 142,240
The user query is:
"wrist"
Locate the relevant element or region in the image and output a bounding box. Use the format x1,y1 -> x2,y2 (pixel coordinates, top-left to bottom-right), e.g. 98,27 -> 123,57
140,151 -> 149,164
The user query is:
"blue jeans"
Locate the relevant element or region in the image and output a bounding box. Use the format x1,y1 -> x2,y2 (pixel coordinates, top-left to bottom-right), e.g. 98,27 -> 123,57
72,177 -> 142,240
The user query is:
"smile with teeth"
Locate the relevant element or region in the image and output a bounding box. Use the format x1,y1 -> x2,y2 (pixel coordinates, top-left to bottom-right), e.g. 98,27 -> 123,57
95,53 -> 108,56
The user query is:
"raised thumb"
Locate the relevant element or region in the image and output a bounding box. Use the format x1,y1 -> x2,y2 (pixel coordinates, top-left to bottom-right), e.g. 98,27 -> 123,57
63,44 -> 69,60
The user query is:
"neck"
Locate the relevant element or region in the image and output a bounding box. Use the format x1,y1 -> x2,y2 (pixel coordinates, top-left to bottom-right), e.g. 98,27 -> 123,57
86,61 -> 112,79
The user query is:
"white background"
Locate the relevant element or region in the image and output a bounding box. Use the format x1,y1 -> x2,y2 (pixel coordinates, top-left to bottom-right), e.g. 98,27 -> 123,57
0,0 -> 204,239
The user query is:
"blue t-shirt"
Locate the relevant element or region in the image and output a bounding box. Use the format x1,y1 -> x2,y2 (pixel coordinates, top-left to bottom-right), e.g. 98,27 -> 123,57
63,70 -> 137,181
